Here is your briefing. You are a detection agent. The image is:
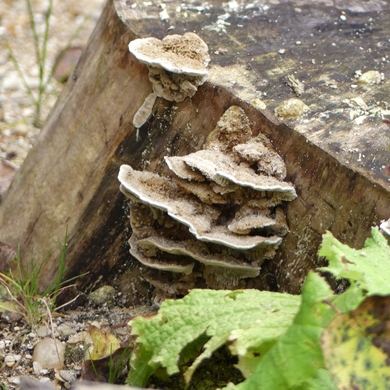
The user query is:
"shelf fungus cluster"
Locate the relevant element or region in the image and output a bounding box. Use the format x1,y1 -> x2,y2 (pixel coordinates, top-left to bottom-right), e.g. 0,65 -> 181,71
129,32 -> 210,129
118,106 -> 297,296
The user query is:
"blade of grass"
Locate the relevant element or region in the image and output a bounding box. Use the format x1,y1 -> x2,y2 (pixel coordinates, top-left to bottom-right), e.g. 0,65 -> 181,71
0,229 -> 85,327
4,38 -> 38,105
7,0 -> 90,126
24,0 -> 41,71
36,0 -> 54,125
24,0 -> 44,125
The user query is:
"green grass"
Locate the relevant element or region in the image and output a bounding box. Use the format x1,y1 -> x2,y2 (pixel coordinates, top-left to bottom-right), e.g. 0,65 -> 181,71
0,230 -> 85,328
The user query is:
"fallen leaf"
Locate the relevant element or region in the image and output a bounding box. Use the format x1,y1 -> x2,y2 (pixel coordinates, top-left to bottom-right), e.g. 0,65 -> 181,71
0,282 -> 23,322
81,346 -> 132,383
86,325 -> 121,360
321,295 -> 390,389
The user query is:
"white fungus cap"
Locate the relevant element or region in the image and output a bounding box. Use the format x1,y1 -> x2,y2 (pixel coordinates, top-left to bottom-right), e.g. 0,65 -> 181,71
129,32 -> 210,76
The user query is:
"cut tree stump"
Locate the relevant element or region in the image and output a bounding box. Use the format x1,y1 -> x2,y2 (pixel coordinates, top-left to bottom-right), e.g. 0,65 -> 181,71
0,0 -> 390,304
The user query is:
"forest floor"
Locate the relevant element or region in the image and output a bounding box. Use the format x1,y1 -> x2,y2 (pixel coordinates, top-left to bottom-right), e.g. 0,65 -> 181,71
0,1 -> 142,389
0,0 -> 104,197
0,283 -> 154,389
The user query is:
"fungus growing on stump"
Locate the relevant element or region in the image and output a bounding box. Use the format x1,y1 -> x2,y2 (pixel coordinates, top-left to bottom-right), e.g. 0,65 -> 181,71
381,218 -> 390,241
129,32 -> 210,130
118,106 -> 297,297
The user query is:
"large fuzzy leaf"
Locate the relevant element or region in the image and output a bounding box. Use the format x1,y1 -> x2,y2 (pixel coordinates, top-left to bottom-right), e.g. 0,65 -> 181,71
318,227 -> 390,295
128,289 -> 300,387
226,272 -> 338,390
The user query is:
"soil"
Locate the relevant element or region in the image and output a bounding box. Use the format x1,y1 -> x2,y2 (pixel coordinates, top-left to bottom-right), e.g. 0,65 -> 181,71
0,0 -> 142,388
0,0 -> 105,193
0,289 -> 155,389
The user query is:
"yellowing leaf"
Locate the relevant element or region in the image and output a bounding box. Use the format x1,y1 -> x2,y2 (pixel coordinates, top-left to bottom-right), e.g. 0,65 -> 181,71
321,295 -> 390,389
0,283 -> 24,322
86,325 -> 120,360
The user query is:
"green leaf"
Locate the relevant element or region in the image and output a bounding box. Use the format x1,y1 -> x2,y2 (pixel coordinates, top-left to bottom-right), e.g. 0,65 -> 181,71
229,272 -> 337,390
299,369 -> 338,390
321,295 -> 390,389
331,281 -> 364,313
128,289 -> 300,386
128,345 -> 155,387
318,227 -> 390,295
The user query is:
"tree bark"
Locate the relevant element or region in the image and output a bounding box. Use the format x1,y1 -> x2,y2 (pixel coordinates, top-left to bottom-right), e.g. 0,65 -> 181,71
0,0 -> 389,304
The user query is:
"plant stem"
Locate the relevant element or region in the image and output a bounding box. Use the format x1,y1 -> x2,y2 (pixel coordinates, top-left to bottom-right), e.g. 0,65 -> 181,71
5,38 -> 37,106
7,0 -> 88,127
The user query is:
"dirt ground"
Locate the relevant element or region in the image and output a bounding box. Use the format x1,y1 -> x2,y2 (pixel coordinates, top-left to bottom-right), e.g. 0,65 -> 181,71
0,1 -> 135,388
0,0 -> 105,194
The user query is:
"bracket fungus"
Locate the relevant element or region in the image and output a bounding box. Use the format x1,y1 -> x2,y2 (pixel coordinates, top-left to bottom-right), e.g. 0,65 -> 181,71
129,32 -> 210,130
380,218 -> 390,241
118,106 -> 297,297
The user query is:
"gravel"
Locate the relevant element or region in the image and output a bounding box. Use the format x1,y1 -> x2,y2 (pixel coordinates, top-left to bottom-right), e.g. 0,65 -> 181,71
0,0 -> 105,189
0,285 -> 144,389
0,1 -> 142,389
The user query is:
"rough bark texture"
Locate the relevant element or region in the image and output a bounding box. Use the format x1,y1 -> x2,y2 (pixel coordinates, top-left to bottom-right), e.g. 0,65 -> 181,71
0,0 -> 389,304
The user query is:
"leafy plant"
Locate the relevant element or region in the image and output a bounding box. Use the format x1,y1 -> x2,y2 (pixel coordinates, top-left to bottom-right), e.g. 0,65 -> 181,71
127,227 -> 390,389
5,0 -> 88,127
318,227 -> 390,295
128,289 -> 301,387
0,230 -> 84,328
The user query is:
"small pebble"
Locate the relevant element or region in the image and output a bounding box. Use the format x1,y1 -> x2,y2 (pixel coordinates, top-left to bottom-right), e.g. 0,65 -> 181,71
53,47 -> 83,83
88,285 -> 116,306
33,338 -> 65,369
33,361 -> 43,375
90,320 -> 101,328
274,98 -> 309,120
22,107 -> 34,117
59,369 -> 77,383
2,73 -> 23,91
8,376 -> 21,385
5,355 -> 16,367
358,70 -> 382,85
57,324 -> 75,338
115,326 -> 130,336
67,331 -> 87,344
12,122 -> 29,135
37,325 -> 51,337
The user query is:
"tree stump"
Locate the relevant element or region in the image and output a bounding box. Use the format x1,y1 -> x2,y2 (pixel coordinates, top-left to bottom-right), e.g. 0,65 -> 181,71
0,0 -> 390,305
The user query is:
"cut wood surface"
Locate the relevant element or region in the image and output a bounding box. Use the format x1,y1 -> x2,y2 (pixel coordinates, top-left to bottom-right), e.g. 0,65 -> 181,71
0,0 -> 389,303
